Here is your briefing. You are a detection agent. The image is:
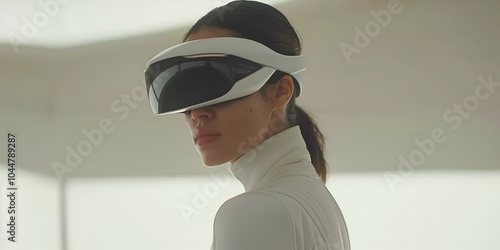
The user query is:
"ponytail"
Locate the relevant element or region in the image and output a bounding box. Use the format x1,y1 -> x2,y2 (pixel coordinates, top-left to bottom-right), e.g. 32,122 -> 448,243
293,106 -> 327,182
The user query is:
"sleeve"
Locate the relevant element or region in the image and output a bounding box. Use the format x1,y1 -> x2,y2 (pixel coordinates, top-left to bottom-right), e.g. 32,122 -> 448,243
212,192 -> 295,250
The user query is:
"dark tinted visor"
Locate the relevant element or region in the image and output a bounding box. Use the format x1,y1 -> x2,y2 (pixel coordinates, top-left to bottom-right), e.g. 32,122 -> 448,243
145,55 -> 262,114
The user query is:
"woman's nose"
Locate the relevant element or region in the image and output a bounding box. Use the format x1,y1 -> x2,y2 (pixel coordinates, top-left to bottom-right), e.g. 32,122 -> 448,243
190,107 -> 214,120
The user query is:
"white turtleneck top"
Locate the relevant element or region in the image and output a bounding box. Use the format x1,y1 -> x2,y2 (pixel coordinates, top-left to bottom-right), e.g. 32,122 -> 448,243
211,126 -> 350,250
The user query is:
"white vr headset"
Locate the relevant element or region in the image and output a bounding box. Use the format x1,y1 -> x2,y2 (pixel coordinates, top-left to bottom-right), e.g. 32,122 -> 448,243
144,37 -> 306,115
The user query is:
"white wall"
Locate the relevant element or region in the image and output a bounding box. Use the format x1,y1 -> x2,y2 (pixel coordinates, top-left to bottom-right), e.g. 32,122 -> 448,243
64,170 -> 500,250
1,168 -> 499,250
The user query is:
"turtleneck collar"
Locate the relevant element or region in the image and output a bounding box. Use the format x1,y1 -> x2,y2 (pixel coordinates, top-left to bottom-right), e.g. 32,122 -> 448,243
229,125 -> 320,192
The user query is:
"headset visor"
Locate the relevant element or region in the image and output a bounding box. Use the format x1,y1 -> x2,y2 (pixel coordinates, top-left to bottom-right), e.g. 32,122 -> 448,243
145,54 -> 264,114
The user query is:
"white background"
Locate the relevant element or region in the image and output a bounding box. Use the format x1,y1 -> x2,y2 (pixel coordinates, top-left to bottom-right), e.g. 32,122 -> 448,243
1,0 -> 499,249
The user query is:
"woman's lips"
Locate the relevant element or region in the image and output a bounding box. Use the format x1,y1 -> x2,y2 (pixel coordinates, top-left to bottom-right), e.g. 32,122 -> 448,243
196,134 -> 221,146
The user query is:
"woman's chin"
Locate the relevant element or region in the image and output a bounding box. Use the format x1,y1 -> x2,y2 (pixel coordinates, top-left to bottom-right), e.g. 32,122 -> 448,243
199,154 -> 230,167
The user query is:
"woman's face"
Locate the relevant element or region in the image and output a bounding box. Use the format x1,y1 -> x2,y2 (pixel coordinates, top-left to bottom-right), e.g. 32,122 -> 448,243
183,27 -> 288,166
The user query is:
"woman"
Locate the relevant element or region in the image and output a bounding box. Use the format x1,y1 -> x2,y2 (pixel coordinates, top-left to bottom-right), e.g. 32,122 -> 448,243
144,1 -> 350,249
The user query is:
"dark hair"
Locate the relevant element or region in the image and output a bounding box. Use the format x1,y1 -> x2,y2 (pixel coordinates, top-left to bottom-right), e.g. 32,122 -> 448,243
182,1 -> 328,182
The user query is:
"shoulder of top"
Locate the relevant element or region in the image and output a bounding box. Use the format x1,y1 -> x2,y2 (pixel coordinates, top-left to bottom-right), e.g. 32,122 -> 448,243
215,191 -> 291,221
212,192 -> 296,249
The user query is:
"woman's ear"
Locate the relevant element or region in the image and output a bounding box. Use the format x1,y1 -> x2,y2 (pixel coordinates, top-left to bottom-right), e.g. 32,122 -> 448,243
266,75 -> 294,110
